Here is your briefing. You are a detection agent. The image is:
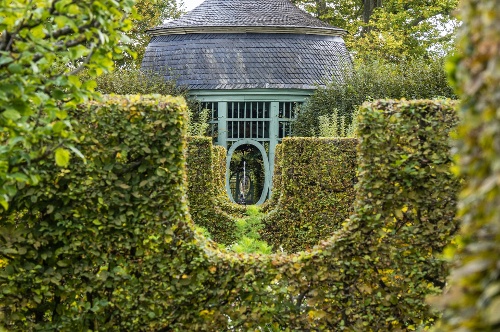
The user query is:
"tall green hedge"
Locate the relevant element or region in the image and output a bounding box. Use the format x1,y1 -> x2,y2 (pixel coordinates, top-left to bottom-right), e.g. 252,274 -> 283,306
260,143 -> 284,213
432,1 -> 500,330
0,97 -> 459,331
186,137 -> 238,243
212,145 -> 247,218
351,99 -> 459,329
0,95 -> 189,330
261,138 -> 358,252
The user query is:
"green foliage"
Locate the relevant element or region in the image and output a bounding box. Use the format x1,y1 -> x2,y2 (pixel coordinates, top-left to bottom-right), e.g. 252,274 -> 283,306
0,0 -> 136,211
123,0 -> 182,67
186,137 -> 238,244
260,144 -> 284,213
0,95 -> 189,330
230,236 -> 272,254
0,97 -> 459,330
188,107 -> 210,137
212,145 -> 247,218
294,56 -> 457,136
81,65 -> 214,140
317,108 -> 358,137
292,0 -> 459,59
431,1 -> 500,330
350,99 -> 459,329
353,0 -> 459,60
229,206 -> 272,254
261,137 -> 358,252
90,67 -> 188,96
82,67 -> 210,136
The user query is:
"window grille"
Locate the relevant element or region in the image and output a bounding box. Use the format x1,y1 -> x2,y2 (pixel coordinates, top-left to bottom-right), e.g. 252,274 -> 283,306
201,102 -> 218,140
227,102 -> 271,140
278,102 -> 302,139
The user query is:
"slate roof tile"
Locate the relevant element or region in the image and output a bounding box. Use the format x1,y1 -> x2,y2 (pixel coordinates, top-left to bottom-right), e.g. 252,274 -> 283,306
149,0 -> 343,32
142,33 -> 351,90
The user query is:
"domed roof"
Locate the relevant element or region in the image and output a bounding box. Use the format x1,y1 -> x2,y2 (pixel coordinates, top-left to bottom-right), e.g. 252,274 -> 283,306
142,0 -> 351,90
148,0 -> 346,36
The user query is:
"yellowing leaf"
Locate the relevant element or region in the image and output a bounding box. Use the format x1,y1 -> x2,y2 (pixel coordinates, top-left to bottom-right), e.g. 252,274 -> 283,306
55,148 -> 70,167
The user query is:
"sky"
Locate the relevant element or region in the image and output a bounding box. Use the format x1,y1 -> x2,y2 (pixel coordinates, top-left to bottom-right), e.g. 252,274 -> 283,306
179,0 -> 206,11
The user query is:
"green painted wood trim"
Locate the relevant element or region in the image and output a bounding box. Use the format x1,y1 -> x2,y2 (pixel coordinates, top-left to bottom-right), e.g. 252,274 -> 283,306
268,102 -> 280,199
227,139 -> 271,142
217,102 -> 227,148
189,89 -> 313,102
225,139 -> 270,205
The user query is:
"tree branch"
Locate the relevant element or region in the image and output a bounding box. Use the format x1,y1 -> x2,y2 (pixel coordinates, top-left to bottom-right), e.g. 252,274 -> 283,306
68,46 -> 95,76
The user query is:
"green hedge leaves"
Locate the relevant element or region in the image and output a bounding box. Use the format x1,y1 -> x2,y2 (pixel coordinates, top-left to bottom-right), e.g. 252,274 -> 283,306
431,0 -> 500,330
185,137 -> 239,244
261,138 -> 358,252
351,99 -> 459,329
0,95 -> 189,330
1,97 -> 459,330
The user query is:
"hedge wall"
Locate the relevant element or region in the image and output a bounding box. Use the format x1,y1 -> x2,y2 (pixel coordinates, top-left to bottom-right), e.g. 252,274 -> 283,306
0,97 -> 459,331
431,0 -> 500,330
0,95 -> 190,330
350,99 -> 459,329
260,143 -> 283,213
261,138 -> 358,252
186,137 -> 238,244
212,145 -> 246,218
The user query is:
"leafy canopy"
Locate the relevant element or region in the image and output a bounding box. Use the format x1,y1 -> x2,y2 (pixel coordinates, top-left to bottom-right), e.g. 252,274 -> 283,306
122,0 -> 183,67
0,0 -> 137,210
292,0 -> 459,59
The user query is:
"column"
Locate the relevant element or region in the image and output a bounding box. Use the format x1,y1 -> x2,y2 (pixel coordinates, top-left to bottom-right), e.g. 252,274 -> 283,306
268,101 -> 279,199
217,102 -> 227,149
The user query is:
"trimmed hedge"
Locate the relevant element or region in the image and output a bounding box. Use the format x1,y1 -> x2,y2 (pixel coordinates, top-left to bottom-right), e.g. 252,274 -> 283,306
0,97 -> 459,331
260,143 -> 283,213
212,145 -> 246,218
261,138 -> 358,252
0,95 -> 189,330
432,1 -> 500,330
186,137 -> 238,244
350,99 -> 459,329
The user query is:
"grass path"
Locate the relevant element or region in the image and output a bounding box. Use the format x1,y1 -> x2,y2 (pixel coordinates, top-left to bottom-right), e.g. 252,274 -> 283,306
229,205 -> 272,254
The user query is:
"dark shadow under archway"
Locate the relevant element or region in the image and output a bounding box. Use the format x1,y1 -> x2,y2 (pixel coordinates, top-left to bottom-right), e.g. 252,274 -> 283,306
228,144 -> 266,205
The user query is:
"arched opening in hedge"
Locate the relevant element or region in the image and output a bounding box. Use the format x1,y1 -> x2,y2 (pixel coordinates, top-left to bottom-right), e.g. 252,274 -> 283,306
1,96 -> 459,331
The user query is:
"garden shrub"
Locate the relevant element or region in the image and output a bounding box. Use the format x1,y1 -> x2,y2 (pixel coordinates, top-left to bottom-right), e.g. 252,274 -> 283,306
260,143 -> 283,213
0,95 -> 189,330
293,56 -> 457,137
212,145 -> 247,218
186,137 -> 238,244
261,138 -> 358,252
431,0 -> 500,330
228,206 -> 272,254
0,97 -> 459,331
0,0 -> 136,211
350,99 -> 459,329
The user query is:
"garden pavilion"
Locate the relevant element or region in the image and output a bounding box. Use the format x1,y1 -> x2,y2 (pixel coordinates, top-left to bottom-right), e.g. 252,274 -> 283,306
141,0 -> 351,204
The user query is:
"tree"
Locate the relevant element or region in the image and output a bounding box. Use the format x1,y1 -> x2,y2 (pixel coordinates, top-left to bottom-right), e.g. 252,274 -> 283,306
293,56 -> 456,136
0,0 -> 137,211
123,0 -> 183,67
292,0 -> 459,59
